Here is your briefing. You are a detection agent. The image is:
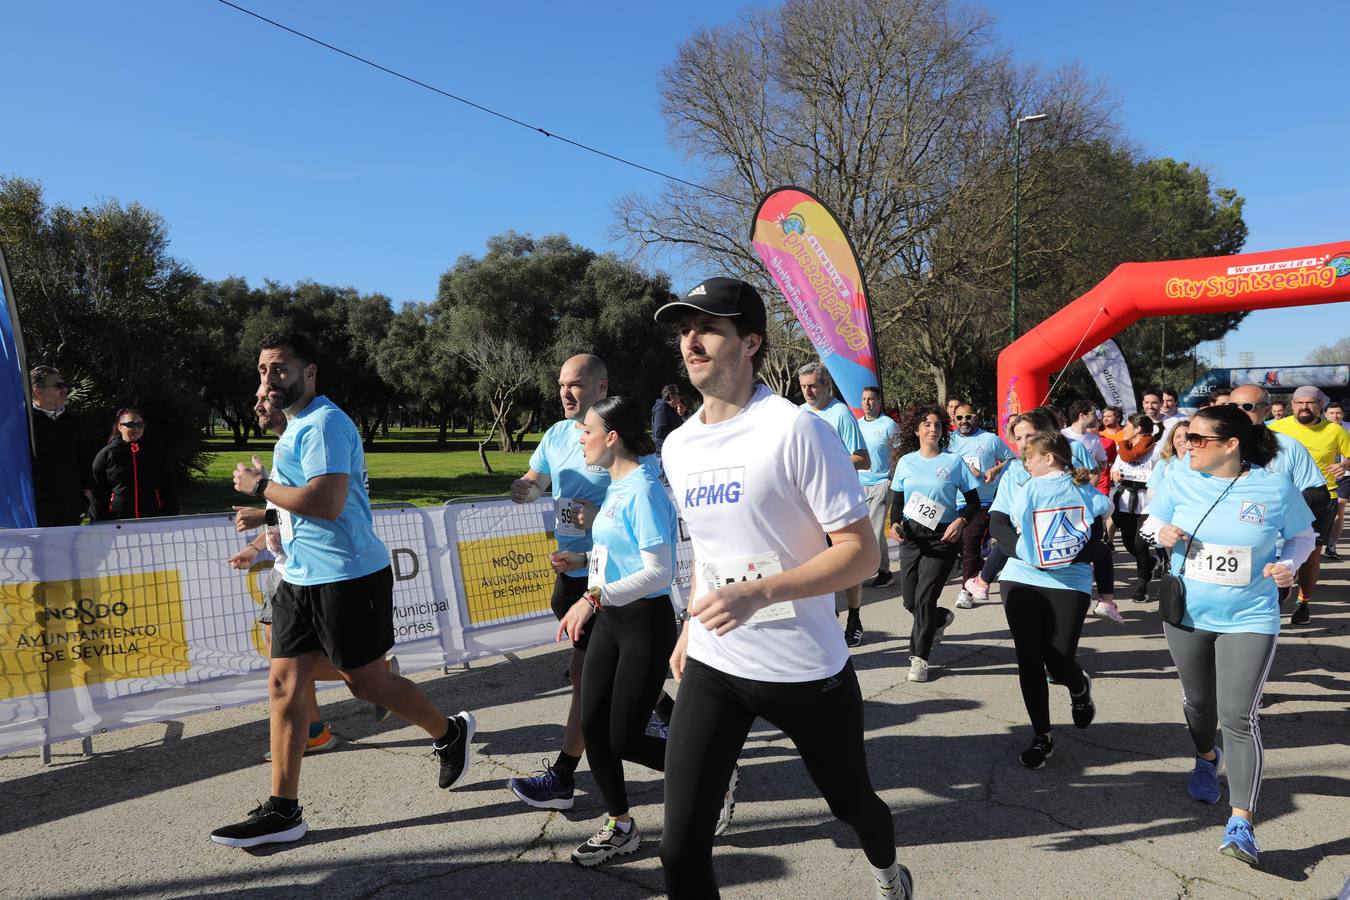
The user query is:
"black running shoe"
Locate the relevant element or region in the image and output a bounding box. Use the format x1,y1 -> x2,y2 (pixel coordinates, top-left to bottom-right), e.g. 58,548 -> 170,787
433,711 -> 476,789
871,571 -> 894,589
1324,545 -> 1340,561
931,608 -> 955,649
845,614 -> 864,648
1019,734 -> 1054,770
1290,602 -> 1311,625
210,799 -> 307,848
1071,672 -> 1096,729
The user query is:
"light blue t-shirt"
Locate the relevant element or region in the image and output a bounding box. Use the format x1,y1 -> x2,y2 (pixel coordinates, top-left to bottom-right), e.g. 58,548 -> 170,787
992,472 -> 1110,594
1149,464 -> 1314,634
949,429 -> 1015,506
1147,454 -> 1184,495
1070,439 -> 1096,472
890,450 -> 980,526
591,465 -> 679,601
271,396 -> 389,586
801,399 -> 866,455
857,414 -> 898,487
1270,431 -> 1326,492
529,418 -> 610,556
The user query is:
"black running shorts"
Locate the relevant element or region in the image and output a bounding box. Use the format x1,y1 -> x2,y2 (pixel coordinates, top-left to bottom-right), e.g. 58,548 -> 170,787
270,565 -> 395,670
551,571 -> 594,651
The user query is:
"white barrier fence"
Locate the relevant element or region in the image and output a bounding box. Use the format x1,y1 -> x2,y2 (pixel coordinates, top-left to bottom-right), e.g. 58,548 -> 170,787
0,497 -> 692,756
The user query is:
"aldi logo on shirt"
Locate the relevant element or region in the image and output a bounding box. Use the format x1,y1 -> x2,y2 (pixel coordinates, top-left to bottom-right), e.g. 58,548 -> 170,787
1239,501 -> 1265,525
1032,506 -> 1089,567
684,467 -> 745,508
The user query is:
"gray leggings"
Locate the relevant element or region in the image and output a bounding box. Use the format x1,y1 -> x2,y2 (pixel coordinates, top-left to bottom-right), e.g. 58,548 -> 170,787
1163,623 -> 1278,812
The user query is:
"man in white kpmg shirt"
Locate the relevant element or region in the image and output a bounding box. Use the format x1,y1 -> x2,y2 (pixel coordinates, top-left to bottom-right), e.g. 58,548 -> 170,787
654,277 -> 911,900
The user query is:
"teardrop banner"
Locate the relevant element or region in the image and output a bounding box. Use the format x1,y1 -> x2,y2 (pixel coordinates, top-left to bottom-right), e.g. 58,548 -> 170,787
750,186 -> 881,416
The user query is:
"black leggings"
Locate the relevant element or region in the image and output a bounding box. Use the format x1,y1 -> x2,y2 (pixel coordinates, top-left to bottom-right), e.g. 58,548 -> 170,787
983,541 -> 1114,596
579,597 -> 677,817
1002,581 -> 1090,734
899,525 -> 960,660
661,657 -> 895,899
1114,510 -> 1156,590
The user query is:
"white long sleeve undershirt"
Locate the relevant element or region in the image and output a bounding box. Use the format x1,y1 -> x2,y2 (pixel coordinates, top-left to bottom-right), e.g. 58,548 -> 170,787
596,543 -> 674,607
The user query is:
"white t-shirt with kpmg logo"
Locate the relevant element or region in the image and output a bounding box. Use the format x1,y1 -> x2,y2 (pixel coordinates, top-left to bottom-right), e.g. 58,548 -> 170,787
661,384 -> 868,682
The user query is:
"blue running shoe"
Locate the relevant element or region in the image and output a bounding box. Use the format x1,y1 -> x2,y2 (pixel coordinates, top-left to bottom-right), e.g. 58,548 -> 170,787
1219,815 -> 1260,867
1188,747 -> 1223,804
509,760 -> 575,810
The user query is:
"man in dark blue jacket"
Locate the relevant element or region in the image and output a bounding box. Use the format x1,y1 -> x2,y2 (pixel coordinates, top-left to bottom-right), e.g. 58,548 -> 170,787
652,384 -> 687,454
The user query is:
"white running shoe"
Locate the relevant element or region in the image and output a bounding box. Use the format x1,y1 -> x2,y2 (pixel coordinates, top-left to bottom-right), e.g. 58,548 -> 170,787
571,817 -> 641,867
715,765 -> 740,836
955,590 -> 974,609
907,657 -> 929,683
874,862 -> 914,899
963,576 -> 990,601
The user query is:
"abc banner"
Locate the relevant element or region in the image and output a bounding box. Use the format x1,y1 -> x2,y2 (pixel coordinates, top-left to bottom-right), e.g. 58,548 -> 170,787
751,186 -> 881,417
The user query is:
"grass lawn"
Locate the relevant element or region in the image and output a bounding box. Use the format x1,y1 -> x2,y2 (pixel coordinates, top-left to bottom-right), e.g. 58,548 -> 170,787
182,427 -> 541,514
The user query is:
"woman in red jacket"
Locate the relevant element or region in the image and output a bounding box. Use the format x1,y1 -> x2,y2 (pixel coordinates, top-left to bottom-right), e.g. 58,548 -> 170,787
92,408 -> 179,520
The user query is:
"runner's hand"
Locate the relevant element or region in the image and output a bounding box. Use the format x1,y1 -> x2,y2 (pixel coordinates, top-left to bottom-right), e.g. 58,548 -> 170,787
572,499 -> 599,530
233,506 -> 265,533
670,623 -> 690,681
510,476 -> 541,504
1329,462 -> 1347,479
228,545 -> 259,570
1264,562 -> 1296,588
689,579 -> 770,637
941,518 -> 966,543
1156,524 -> 1188,548
890,522 -> 905,544
556,597 -> 595,643
550,551 -> 586,574
983,468 -> 999,484
232,457 -> 266,496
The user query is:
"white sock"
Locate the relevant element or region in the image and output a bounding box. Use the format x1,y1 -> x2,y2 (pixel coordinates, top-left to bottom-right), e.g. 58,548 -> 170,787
871,860 -> 900,882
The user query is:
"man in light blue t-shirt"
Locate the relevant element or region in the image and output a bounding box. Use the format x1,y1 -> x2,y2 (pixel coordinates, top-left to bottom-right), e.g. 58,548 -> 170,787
799,362 -> 871,646
949,403 -> 1015,608
212,332 -> 473,850
856,387 -> 898,598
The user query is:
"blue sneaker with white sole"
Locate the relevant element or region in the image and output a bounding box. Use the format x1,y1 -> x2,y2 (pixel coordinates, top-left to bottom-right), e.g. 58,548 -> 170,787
1188,747 -> 1223,804
509,760 -> 575,810
1219,815 -> 1260,867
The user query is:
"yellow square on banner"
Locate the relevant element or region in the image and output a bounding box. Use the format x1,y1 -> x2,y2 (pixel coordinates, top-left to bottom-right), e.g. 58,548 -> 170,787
457,531 -> 558,625
0,569 -> 190,700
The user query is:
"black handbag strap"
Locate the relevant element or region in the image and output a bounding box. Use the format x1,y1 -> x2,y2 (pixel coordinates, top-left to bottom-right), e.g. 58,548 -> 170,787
1174,468 -> 1245,576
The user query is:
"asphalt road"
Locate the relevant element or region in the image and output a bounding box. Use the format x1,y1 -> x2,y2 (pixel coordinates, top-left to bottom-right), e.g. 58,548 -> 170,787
3,554 -> 1347,899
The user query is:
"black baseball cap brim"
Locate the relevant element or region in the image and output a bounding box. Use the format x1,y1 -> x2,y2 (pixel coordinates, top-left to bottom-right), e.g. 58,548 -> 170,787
654,277 -> 767,334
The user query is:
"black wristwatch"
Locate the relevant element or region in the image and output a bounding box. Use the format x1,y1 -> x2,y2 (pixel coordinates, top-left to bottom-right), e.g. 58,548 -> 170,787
252,476 -> 269,499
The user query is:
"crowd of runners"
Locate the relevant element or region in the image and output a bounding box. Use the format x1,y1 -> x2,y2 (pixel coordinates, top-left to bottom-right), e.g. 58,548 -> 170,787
206,278 -> 1347,898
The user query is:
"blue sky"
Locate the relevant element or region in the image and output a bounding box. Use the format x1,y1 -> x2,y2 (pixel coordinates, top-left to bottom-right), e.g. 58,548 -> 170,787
4,0 -> 1347,373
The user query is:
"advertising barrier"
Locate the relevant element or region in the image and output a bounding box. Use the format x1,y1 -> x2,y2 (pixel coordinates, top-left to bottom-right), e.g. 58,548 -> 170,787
0,498 -> 626,756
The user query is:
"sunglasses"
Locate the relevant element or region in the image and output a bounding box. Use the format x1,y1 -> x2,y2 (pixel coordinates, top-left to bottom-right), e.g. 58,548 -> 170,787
119,420 -> 145,428
1233,402 -> 1262,412
954,414 -> 975,421
1185,433 -> 1229,448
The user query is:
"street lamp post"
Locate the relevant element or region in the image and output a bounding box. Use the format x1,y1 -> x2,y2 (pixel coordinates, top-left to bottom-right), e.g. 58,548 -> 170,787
1011,112 -> 1047,344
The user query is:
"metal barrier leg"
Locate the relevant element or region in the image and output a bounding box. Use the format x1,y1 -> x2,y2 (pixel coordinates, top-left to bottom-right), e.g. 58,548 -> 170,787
41,744 -> 52,766
81,736 -> 93,757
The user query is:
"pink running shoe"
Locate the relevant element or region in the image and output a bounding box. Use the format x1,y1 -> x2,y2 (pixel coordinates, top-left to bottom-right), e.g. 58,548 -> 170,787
964,576 -> 989,601
1094,600 -> 1124,623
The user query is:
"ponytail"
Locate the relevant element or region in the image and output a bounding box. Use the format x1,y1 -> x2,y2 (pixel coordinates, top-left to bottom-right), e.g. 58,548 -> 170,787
1022,431 -> 1092,483
1243,423 -> 1280,468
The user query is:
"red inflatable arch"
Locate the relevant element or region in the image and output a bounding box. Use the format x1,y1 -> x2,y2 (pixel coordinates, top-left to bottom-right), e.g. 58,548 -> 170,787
998,240 -> 1350,433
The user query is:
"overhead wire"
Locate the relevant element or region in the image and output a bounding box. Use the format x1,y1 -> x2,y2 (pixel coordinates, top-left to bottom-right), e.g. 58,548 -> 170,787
213,0 -> 746,205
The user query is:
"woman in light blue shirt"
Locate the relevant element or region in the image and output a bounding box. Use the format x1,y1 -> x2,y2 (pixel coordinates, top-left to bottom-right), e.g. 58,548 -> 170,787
1146,404 -> 1315,868
989,432 -> 1110,770
551,396 -> 679,868
887,405 -> 980,683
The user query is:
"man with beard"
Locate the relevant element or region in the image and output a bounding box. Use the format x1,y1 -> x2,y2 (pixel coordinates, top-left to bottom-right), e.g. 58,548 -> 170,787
857,386 -> 899,597
211,333 -> 474,848
507,354 -> 613,810
655,278 -> 909,899
950,403 -> 1015,608
1269,385 -> 1350,624
28,365 -> 95,526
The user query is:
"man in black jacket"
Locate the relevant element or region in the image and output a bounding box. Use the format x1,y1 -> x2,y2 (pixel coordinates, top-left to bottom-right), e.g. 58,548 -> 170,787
652,384 -> 686,455
29,365 -> 94,526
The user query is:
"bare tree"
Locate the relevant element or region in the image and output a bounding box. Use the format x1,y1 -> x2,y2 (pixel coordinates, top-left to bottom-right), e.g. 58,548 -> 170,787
452,336 -> 536,473
616,0 -> 1117,403
1307,337 -> 1350,366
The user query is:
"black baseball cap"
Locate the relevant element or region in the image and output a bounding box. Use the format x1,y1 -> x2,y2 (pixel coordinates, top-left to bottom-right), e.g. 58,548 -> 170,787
654,277 -> 767,335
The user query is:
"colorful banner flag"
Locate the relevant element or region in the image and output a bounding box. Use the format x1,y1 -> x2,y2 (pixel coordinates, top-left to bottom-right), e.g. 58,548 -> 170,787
751,187 -> 881,416
0,247 -> 37,528
1081,339 -> 1137,416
